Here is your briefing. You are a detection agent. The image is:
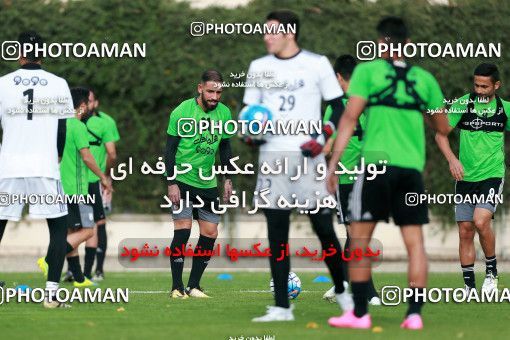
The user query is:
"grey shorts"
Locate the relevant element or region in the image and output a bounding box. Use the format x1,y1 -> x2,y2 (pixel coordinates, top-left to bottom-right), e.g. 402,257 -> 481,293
454,178 -> 503,221
171,181 -> 221,224
67,203 -> 95,228
172,205 -> 220,224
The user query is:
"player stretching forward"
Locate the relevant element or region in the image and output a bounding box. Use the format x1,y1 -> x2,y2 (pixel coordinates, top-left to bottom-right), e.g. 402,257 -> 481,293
63,89 -> 119,282
321,55 -> 380,306
435,63 -> 509,294
166,70 -> 234,298
90,90 -> 119,281
326,17 -> 450,329
58,87 -> 112,287
81,89 -> 117,280
244,10 -> 352,322
0,31 -> 74,308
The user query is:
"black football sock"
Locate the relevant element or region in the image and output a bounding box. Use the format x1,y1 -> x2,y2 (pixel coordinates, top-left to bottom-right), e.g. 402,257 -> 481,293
84,247 -> 96,279
45,216 -> 68,283
342,232 -> 377,298
351,281 -> 370,317
96,223 -> 108,273
264,209 -> 291,309
96,223 -> 107,273
67,255 -> 85,283
187,234 -> 216,289
367,277 -> 379,299
309,209 -> 346,294
46,241 -> 74,264
485,256 -> 497,276
63,242 -> 76,278
65,242 -> 74,255
462,263 -> 475,288
406,287 -> 425,316
170,228 -> 191,291
343,231 -> 351,282
0,219 -> 7,243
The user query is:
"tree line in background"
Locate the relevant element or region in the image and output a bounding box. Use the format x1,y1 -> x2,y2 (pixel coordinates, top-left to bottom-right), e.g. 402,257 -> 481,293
0,0 -> 509,226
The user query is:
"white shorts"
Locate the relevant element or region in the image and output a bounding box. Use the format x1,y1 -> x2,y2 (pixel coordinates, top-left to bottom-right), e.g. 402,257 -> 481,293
0,177 -> 68,221
253,151 -> 333,210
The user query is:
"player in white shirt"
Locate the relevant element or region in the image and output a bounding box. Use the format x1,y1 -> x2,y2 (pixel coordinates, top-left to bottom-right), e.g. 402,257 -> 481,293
245,10 -> 352,322
0,31 -> 74,308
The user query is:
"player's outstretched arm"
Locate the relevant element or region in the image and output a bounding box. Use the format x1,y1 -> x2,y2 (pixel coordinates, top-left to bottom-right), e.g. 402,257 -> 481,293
324,96 -> 346,132
105,141 -> 117,180
434,130 -> 464,181
322,137 -> 335,156
165,135 -> 181,205
424,108 -> 451,136
80,148 -> 113,193
328,96 -> 365,168
57,119 -> 67,160
428,108 -> 464,180
326,96 -> 365,194
218,138 -> 234,202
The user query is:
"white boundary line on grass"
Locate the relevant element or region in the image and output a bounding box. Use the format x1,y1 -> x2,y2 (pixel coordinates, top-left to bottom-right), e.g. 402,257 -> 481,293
130,290 -> 168,294
129,290 -> 321,294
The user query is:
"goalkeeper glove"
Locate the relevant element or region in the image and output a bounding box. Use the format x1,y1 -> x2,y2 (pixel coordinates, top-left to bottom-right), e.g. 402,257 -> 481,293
300,121 -> 334,158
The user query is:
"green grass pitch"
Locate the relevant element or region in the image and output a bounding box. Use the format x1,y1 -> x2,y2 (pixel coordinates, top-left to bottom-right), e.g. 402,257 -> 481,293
0,272 -> 508,339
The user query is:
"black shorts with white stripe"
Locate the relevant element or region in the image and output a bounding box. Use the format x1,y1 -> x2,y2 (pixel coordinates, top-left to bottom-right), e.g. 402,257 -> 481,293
88,181 -> 105,222
454,177 -> 503,221
348,165 -> 428,226
336,183 -> 354,225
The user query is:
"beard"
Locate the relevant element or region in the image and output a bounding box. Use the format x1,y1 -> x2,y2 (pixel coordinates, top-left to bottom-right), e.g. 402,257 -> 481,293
202,94 -> 218,110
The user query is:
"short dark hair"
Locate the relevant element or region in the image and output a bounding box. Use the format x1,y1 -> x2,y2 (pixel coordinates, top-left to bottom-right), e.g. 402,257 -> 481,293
333,54 -> 357,80
266,10 -> 300,41
70,87 -> 90,109
201,69 -> 223,83
18,31 -> 44,62
474,63 -> 500,83
376,16 -> 408,43
88,87 -> 98,100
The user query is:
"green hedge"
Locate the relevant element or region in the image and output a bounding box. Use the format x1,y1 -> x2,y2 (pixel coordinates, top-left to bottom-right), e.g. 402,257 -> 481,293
1,0 -> 509,225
